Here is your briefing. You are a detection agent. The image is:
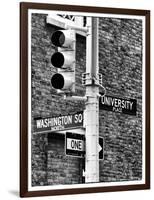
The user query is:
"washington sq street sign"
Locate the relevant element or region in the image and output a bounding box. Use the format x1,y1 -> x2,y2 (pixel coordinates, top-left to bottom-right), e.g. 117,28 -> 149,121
34,111 -> 83,134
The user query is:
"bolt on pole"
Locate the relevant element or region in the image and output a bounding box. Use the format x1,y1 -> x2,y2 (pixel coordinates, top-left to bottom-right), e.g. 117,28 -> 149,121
85,17 -> 99,183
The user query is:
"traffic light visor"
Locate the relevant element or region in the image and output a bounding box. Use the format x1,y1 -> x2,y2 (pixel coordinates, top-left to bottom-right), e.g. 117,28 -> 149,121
51,73 -> 64,89
51,31 -> 65,47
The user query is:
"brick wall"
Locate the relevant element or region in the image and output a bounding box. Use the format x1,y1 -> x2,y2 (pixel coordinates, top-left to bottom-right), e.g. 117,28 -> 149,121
47,133 -> 83,185
31,14 -> 85,186
99,18 -> 142,181
31,14 -> 143,186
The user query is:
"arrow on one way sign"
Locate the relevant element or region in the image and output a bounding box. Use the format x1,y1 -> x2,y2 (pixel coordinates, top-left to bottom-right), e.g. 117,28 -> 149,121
99,137 -> 104,160
98,143 -> 102,152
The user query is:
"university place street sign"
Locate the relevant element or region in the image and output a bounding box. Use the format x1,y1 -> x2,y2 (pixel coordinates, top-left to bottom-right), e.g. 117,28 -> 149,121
99,95 -> 137,115
34,111 -> 83,134
65,132 -> 85,157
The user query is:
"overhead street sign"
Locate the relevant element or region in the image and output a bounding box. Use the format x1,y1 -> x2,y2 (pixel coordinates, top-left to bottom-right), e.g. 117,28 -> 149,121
99,94 -> 137,115
66,132 -> 85,157
34,111 -> 83,134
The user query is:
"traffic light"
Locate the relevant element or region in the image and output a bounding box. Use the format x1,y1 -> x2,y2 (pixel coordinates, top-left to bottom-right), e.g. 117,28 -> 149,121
50,30 -> 76,93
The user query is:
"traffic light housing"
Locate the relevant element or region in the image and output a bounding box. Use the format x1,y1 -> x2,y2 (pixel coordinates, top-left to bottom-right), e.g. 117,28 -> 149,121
50,30 -> 76,93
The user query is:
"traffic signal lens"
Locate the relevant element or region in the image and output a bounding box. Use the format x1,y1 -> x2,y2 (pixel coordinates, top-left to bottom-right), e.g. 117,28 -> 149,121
51,52 -> 64,68
51,31 -> 65,47
51,73 -> 64,89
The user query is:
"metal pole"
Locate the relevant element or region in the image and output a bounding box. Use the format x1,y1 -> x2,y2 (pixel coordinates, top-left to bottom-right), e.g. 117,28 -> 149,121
85,17 -> 99,183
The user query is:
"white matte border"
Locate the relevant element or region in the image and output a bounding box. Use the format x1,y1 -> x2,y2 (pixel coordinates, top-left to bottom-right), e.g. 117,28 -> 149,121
28,9 -> 146,192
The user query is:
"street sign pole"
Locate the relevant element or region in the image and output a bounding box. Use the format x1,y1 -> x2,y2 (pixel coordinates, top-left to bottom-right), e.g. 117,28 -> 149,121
85,17 -> 99,183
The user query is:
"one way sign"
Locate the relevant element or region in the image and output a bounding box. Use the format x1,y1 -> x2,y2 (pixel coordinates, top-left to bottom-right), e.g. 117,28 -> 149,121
99,137 -> 104,160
